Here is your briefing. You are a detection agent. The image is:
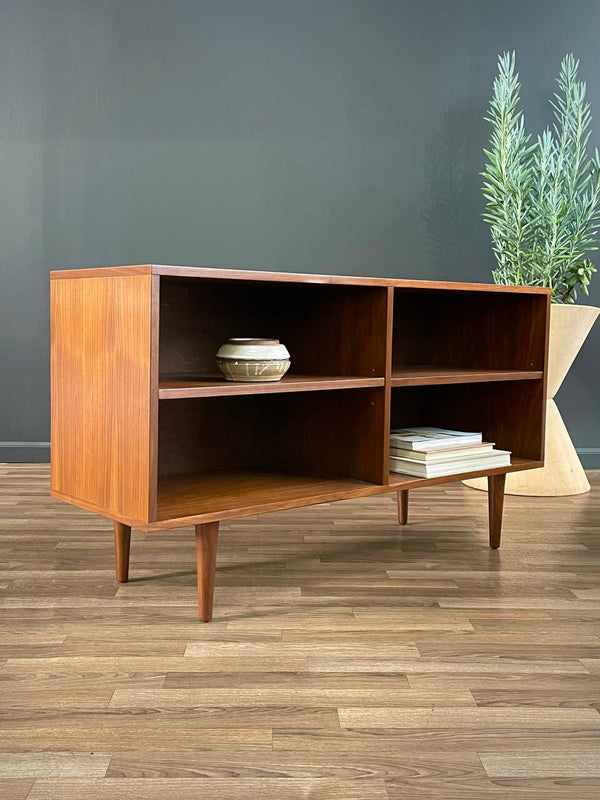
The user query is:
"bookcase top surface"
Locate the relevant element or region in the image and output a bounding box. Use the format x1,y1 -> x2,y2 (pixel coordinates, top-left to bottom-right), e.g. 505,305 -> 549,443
49,264 -> 550,295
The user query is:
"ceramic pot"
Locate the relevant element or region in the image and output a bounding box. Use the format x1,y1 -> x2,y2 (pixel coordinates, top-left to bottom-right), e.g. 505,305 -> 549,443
464,303 -> 599,496
216,338 -> 291,382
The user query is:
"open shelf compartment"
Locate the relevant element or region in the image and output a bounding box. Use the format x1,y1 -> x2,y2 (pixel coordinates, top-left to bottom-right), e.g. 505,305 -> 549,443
155,388 -> 388,522
158,275 -> 388,397
388,379 -> 545,487
392,287 -> 548,383
156,470 -> 381,524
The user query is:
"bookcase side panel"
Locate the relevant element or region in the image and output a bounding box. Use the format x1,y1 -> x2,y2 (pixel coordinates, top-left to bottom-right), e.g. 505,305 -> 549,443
538,291 -> 551,462
51,274 -> 154,522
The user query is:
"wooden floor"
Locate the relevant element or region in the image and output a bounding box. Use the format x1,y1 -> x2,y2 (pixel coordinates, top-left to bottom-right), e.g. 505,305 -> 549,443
0,465 -> 599,799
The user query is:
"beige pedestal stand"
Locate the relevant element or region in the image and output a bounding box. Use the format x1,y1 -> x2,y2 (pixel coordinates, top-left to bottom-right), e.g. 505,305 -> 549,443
464,304 -> 599,497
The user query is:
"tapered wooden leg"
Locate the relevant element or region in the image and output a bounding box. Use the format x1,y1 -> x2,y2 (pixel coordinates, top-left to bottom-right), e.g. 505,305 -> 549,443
397,490 -> 409,525
195,522 -> 219,622
114,522 -> 131,582
488,473 -> 506,549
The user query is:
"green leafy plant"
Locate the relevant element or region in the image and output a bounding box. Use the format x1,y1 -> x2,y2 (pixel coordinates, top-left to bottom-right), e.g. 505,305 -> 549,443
483,52 -> 600,302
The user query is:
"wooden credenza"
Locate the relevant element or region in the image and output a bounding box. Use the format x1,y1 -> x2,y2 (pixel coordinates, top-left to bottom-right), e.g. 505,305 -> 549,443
50,265 -> 550,620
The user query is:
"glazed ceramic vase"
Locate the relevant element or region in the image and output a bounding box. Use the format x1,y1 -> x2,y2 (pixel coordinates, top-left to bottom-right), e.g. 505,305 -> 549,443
216,338 -> 291,382
464,303 -> 599,496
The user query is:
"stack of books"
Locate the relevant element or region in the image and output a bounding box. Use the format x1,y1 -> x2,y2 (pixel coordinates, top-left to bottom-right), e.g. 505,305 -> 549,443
389,427 -> 511,478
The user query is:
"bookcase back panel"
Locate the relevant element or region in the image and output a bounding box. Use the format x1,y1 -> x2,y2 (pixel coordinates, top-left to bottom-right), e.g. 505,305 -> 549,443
390,380 -> 545,461
392,289 -> 548,371
158,388 -> 387,485
159,277 -> 388,379
273,388 -> 387,484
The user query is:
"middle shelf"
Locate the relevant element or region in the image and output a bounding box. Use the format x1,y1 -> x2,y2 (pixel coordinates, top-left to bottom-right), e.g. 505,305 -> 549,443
391,366 -> 544,387
153,457 -> 544,526
159,368 -> 543,398
159,374 -> 385,399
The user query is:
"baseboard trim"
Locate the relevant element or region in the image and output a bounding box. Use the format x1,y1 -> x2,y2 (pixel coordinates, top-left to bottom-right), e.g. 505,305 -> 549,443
577,448 -> 600,470
1,442 -> 599,468
0,442 -> 51,462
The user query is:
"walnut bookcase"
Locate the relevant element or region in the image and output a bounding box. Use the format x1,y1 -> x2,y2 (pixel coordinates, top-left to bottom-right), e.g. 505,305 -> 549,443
50,265 -> 550,620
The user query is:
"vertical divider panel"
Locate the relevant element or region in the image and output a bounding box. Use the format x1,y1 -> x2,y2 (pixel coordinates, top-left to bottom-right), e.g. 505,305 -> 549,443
382,286 -> 394,482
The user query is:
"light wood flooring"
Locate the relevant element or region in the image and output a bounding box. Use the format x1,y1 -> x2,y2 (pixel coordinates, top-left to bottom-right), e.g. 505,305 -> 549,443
0,463 -> 599,799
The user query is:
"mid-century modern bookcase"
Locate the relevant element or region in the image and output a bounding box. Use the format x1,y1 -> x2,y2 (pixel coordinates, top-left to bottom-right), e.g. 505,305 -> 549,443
50,265 -> 550,621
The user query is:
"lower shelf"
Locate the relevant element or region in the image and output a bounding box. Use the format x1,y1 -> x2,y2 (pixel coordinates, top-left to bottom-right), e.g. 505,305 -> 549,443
152,458 -> 543,529
155,469 -> 380,525
387,456 -> 543,489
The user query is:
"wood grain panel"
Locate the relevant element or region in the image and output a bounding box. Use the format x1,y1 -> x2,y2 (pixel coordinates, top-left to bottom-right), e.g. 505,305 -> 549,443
50,275 -> 156,523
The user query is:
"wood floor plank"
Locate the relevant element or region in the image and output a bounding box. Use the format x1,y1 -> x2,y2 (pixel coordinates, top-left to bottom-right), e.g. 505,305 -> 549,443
109,687 -> 476,708
0,690 -> 114,709
480,751 -> 600,777
0,728 -> 271,750
385,775 -> 600,798
0,706 -> 339,730
273,727 -> 600,755
309,658 -> 588,674
407,674 -> 600,691
572,589 -> 600,599
438,598 -> 600,610
183,641 -> 421,658
105,747 -> 482,778
162,670 -> 410,689
0,752 -> 111,777
338,707 -> 600,728
0,779 -> 35,800
2,656 -> 308,673
26,777 -> 389,799
472,689 -> 600,709
0,674 -> 167,692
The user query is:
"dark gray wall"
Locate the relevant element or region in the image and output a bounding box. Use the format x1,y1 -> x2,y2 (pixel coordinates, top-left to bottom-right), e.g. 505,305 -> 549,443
1,0 -> 598,463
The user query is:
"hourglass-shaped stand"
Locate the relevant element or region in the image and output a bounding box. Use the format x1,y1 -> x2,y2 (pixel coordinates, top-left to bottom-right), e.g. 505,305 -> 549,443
465,305 -> 598,496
